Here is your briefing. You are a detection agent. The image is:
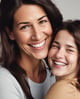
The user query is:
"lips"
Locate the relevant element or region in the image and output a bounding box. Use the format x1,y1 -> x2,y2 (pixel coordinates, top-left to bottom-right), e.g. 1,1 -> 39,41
29,40 -> 45,48
54,61 -> 66,66
52,60 -> 68,69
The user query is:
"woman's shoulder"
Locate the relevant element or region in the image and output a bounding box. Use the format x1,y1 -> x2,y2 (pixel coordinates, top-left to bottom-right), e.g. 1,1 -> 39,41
0,66 -> 26,99
0,66 -> 23,92
45,80 -> 77,99
0,66 -> 11,76
0,66 -> 18,86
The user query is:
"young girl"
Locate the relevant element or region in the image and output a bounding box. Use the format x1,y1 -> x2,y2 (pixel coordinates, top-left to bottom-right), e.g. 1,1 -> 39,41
45,20 -> 80,99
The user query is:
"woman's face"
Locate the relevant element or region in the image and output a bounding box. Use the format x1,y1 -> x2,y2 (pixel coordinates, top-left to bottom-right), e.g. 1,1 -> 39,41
48,30 -> 79,79
9,4 -> 52,59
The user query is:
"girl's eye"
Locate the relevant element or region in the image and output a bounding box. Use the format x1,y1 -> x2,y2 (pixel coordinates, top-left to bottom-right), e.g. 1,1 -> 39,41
51,44 -> 60,49
67,49 -> 74,52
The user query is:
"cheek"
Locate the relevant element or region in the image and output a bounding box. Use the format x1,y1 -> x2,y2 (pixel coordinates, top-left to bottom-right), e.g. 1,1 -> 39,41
13,32 -> 30,43
69,55 -> 78,65
48,49 -> 53,58
48,48 -> 56,57
48,55 -> 53,69
44,24 -> 53,35
48,49 -> 54,62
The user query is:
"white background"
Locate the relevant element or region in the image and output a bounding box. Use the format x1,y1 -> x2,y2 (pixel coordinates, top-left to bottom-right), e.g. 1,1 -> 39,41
0,0 -> 80,20
52,0 -> 80,20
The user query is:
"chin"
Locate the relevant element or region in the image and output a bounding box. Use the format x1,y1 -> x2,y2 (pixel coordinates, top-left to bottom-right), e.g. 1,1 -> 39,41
54,73 -> 65,77
35,54 -> 47,60
52,70 -> 64,77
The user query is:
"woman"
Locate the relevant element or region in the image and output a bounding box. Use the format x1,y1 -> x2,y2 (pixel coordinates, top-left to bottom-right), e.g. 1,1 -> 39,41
45,20 -> 80,99
0,0 -> 63,99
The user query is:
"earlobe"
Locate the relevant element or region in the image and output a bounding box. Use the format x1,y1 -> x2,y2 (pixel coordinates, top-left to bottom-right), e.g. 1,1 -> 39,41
8,32 -> 15,40
5,27 -> 15,40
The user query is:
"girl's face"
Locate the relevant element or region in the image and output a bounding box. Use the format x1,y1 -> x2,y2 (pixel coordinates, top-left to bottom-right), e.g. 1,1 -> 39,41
9,4 -> 52,59
48,30 -> 79,79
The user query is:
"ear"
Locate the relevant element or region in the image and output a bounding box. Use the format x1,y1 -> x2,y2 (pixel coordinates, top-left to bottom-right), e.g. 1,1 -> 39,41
5,27 -> 15,40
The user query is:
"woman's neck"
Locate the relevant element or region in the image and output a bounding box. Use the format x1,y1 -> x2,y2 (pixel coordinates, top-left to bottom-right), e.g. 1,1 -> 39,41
19,56 -> 46,83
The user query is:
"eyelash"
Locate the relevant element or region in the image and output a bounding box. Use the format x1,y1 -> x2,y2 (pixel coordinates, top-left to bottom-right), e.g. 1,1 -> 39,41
52,44 -> 60,49
39,20 -> 48,24
67,49 -> 74,52
52,44 -> 74,52
19,19 -> 48,30
20,25 -> 31,30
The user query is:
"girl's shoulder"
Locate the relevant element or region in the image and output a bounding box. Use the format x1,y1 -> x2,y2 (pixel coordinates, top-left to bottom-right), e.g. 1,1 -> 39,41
50,79 -> 76,93
45,79 -> 79,99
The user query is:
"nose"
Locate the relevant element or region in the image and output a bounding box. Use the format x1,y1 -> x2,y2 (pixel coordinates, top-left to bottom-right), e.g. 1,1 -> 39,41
31,25 -> 43,40
56,48 -> 65,59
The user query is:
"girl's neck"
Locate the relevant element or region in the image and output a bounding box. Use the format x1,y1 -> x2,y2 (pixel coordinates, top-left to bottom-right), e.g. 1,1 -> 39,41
56,75 -> 77,82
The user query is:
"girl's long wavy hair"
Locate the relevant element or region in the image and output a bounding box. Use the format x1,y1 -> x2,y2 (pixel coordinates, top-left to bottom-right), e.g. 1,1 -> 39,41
0,0 -> 63,98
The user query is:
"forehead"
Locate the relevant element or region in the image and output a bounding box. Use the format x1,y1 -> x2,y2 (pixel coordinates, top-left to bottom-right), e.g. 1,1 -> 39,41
55,30 -> 74,40
14,4 -> 46,22
54,30 -> 77,47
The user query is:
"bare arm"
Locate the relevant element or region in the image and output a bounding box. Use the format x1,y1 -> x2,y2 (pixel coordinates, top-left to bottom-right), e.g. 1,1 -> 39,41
45,80 -> 75,99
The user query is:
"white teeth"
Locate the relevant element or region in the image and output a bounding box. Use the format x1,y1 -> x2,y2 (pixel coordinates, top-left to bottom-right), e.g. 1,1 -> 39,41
54,62 -> 65,66
31,41 -> 45,48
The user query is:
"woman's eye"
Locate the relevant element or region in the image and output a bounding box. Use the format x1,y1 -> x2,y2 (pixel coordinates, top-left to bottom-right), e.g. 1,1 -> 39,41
39,20 -> 48,24
20,25 -> 31,30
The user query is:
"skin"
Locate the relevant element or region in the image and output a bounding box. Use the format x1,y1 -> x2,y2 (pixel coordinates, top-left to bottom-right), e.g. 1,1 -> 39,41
8,4 -> 52,82
48,30 -> 79,80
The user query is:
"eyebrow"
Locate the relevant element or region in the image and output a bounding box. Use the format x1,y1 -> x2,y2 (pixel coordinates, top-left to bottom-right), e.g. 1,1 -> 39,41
53,41 -> 77,49
16,15 -> 47,26
53,41 -> 59,45
38,15 -> 47,21
66,45 -> 77,49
